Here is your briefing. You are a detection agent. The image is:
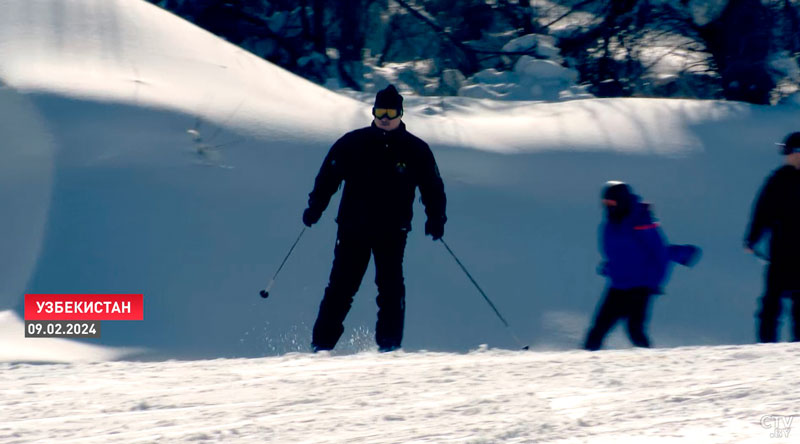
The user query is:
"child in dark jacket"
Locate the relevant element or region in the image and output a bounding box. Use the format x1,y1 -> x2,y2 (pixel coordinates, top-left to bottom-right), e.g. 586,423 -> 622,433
584,182 -> 700,351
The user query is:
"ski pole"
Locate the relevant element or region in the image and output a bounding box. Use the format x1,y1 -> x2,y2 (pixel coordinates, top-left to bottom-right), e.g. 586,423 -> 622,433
439,238 -> 529,350
260,227 -> 306,298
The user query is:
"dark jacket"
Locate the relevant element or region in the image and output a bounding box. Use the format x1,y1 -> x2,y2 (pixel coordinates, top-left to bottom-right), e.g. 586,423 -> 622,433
307,122 -> 446,233
601,198 -> 670,290
745,165 -> 800,263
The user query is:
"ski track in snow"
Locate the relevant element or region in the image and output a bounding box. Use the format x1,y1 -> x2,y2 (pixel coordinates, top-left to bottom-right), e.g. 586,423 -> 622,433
1,344 -> 798,443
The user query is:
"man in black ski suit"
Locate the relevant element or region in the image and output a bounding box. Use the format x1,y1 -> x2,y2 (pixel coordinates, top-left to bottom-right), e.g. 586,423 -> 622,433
745,131 -> 800,342
302,85 -> 447,352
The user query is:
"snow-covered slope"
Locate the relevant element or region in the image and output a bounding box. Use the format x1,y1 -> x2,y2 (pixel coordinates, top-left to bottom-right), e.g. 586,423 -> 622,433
0,0 -> 798,361
0,0 -> 362,141
2,344 -> 798,443
0,88 -> 54,312
2,2 -> 799,442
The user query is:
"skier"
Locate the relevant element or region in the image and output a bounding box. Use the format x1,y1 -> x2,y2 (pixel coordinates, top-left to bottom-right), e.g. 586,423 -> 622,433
584,181 -> 700,351
744,131 -> 800,342
302,84 -> 447,352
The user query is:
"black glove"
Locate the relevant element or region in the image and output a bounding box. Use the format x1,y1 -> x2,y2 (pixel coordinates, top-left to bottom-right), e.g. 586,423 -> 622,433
424,217 -> 445,241
302,208 -> 322,227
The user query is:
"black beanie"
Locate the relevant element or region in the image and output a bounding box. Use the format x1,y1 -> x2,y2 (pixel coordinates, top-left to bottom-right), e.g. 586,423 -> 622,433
374,84 -> 403,111
602,181 -> 632,202
602,181 -> 634,223
780,131 -> 800,155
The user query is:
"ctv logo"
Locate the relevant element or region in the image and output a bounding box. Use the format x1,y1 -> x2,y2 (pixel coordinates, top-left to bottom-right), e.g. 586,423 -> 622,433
761,415 -> 794,438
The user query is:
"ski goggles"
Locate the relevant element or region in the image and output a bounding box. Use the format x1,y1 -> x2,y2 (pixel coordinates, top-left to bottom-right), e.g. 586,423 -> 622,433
373,108 -> 401,119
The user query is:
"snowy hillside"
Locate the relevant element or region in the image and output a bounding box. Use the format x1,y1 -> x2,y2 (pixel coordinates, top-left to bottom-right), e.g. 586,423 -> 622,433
0,0 -> 798,363
1,1 -> 799,442
2,344 -> 799,443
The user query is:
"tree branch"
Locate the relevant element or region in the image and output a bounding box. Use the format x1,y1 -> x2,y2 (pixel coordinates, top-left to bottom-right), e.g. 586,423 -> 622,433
541,0 -> 599,29
391,0 -> 476,58
390,0 -> 550,73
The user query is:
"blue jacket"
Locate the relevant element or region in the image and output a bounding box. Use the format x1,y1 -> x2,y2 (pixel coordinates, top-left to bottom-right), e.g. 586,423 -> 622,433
600,199 -> 670,290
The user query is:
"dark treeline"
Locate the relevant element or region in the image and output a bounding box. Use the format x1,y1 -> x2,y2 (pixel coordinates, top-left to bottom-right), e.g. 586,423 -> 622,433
149,0 -> 800,104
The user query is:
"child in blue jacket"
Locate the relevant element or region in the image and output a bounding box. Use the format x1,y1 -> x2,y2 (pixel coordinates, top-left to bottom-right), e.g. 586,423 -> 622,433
584,182 -> 700,351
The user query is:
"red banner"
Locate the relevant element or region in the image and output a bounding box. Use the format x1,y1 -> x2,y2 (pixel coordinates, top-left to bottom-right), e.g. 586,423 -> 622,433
25,294 -> 144,321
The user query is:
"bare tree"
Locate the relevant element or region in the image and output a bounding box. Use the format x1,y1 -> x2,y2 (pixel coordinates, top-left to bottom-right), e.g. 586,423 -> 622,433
146,0 -> 797,102
696,0 -> 775,104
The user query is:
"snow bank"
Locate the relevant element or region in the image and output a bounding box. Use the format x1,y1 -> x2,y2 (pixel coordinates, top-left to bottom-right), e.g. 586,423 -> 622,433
459,33 -> 586,102
0,0 -> 365,141
0,311 -> 132,362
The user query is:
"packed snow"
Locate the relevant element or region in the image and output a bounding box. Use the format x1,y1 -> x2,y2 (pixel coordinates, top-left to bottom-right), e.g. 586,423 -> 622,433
0,0 -> 799,441
2,345 -> 799,443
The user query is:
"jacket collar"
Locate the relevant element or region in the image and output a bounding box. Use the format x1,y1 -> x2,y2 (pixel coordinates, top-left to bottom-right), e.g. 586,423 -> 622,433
370,121 -> 406,136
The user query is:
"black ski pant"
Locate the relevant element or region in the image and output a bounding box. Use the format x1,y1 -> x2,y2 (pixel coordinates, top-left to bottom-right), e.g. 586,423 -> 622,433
584,287 -> 653,351
312,229 -> 407,351
757,263 -> 800,343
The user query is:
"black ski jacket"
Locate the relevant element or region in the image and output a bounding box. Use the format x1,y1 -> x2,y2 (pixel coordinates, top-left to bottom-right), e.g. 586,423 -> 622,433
307,122 -> 446,233
745,165 -> 800,263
